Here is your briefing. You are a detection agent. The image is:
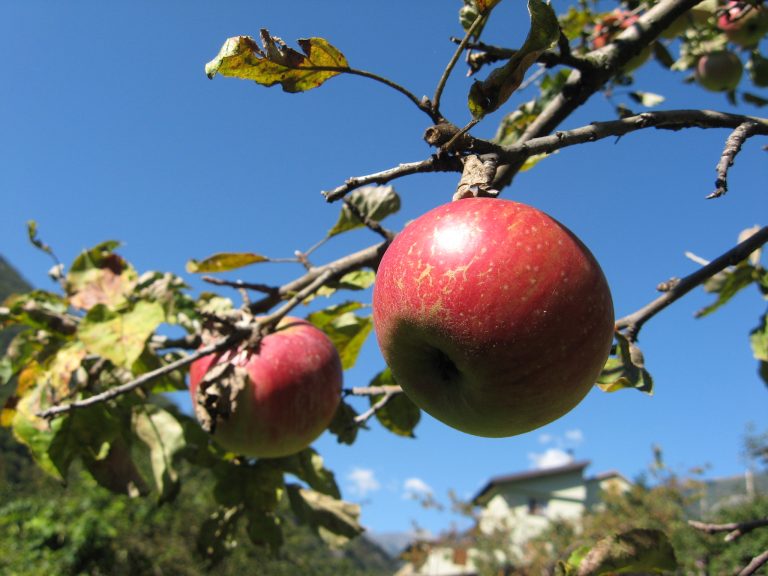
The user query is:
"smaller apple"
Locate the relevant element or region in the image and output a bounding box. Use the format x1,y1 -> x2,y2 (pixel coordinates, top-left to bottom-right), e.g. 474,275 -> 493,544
718,1 -> 768,48
189,317 -> 342,458
695,50 -> 744,90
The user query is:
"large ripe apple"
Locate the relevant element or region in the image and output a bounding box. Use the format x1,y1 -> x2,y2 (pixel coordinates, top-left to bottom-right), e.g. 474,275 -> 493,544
695,50 -> 743,91
372,198 -> 614,438
189,317 -> 342,458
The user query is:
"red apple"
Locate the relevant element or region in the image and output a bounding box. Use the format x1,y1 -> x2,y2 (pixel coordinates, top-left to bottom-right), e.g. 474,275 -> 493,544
718,1 -> 768,48
189,317 -> 342,458
372,198 -> 614,438
695,50 -> 743,91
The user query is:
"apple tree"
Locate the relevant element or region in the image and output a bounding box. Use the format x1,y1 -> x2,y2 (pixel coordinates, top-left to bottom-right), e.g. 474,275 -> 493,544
1,0 -> 767,572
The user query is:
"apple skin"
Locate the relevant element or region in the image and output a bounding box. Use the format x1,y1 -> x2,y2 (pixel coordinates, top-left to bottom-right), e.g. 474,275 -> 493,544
189,317 -> 342,458
372,198 -> 615,438
695,50 -> 744,91
718,1 -> 768,48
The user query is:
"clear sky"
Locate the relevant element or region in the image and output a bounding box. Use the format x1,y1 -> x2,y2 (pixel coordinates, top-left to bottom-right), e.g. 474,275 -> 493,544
1,1 -> 766,536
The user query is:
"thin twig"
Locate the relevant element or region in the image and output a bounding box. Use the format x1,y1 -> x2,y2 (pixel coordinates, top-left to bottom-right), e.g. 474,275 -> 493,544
688,518 -> 768,542
344,67 -> 440,123
433,14 -> 486,114
616,226 -> 768,342
322,155 -> 463,202
202,276 -> 278,295
346,385 -> 403,397
442,119 -> 481,152
36,335 -> 239,419
709,121 -> 762,199
352,386 -> 402,427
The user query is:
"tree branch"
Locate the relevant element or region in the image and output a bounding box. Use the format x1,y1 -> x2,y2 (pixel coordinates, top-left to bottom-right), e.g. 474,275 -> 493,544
202,275 -> 278,295
36,334 -> 239,419
345,67 -> 440,123
433,13 -> 486,114
495,110 -> 768,167
739,549 -> 768,576
322,155 -> 463,202
493,0 -> 706,189
709,121 -> 763,199
689,517 -> 768,542
350,385 -> 402,427
616,226 -> 768,342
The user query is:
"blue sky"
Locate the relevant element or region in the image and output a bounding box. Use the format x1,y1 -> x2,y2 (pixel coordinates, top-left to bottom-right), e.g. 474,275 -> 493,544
1,2 -> 766,535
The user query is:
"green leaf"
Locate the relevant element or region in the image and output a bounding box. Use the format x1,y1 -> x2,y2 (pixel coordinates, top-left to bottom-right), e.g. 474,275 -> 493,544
328,401 -> 360,445
66,241 -> 138,310
468,0 -> 559,118
246,509 -> 283,552
333,314 -> 372,370
596,333 -> 653,395
369,368 -> 420,437
328,186 -> 400,237
576,528 -> 677,575
459,3 -> 486,40
286,484 -> 363,548
559,6 -> 593,41
133,405 -> 185,502
751,313 -> 767,382
697,263 -> 756,317
26,220 -> 54,256
276,447 -> 341,499
652,41 -> 676,69
315,270 -> 376,299
628,91 -> 665,107
197,505 -> 243,565
2,290 -> 72,334
78,301 -> 164,368
206,30 -> 349,93
186,252 -> 268,274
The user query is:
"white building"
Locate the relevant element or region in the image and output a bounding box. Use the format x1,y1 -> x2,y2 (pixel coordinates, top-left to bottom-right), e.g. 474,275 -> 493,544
396,460 -> 630,576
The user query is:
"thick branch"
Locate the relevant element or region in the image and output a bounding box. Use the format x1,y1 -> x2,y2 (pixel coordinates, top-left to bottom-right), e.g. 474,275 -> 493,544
493,0 -> 705,189
689,518 -> 768,542
497,110 -> 768,165
616,226 -> 768,341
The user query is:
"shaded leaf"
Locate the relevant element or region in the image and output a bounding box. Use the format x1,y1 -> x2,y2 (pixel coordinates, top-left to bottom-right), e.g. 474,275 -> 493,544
652,41 -> 675,69
697,263 -> 756,317
369,368 -> 419,437
66,241 -> 137,310
577,528 -> 677,575
246,509 -> 283,552
468,0 -> 559,118
743,91 -> 768,107
197,505 -> 243,565
328,186 -> 400,237
78,301 -> 165,368
596,333 -> 653,394
82,435 -> 150,497
206,31 -> 349,93
2,290 -> 71,334
328,401 -> 359,445
276,447 -> 341,499
133,405 -> 186,502
186,252 -> 268,274
629,91 -> 665,107
286,484 -> 363,548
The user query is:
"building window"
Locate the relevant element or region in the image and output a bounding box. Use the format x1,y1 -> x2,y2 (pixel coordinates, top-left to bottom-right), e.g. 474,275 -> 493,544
528,498 -> 547,515
453,547 -> 468,566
